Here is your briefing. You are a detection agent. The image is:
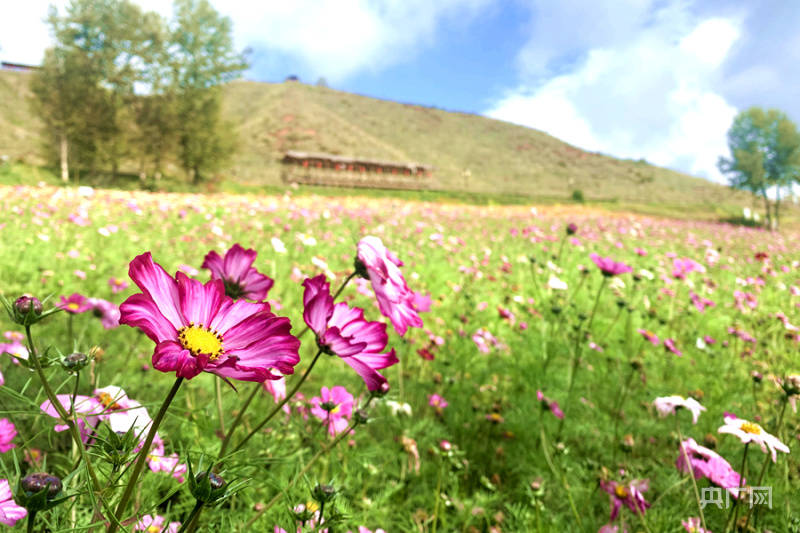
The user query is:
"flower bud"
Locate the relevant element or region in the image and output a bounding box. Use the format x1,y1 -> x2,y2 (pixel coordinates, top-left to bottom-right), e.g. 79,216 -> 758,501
12,295 -> 43,326
354,409 -> 369,425
371,381 -> 390,398
782,374 -> 800,396
312,483 -> 336,504
566,223 -> 578,235
62,352 -> 89,372
15,473 -> 63,513
190,471 -> 227,504
15,296 -> 42,316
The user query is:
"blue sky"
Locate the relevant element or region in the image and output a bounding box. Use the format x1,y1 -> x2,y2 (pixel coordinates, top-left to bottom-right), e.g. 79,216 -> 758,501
2,1 -> 799,184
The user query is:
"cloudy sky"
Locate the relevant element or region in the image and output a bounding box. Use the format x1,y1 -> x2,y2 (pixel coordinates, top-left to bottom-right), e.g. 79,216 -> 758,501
2,0 -> 797,183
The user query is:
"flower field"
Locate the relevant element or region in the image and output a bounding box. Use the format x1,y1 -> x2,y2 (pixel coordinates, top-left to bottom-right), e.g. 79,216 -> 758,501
1,183 -> 799,532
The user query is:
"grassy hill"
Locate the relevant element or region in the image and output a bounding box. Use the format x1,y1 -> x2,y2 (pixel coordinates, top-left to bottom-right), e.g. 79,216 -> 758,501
1,69 -> 756,212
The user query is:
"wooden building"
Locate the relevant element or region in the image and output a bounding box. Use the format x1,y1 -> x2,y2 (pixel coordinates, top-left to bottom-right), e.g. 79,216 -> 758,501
281,150 -> 433,190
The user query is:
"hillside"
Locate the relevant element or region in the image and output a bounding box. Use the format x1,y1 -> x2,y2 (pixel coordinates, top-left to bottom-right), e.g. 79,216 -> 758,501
1,69 -> 753,209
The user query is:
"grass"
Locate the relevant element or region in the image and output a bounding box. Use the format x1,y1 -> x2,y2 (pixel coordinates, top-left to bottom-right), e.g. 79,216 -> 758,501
1,176 -> 799,531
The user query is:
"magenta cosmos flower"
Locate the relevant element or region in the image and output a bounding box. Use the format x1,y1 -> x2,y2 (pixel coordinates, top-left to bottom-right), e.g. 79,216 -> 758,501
637,329 -> 659,346
682,517 -> 711,533
355,236 -> 424,336
120,253 -> 299,381
303,274 -> 398,391
599,479 -> 650,521
589,253 -> 632,277
0,479 -> 26,526
202,243 -> 274,301
58,293 -> 91,314
428,394 -> 448,409
0,419 -> 16,453
88,297 -> 120,329
311,386 -> 354,436
677,438 -> 745,498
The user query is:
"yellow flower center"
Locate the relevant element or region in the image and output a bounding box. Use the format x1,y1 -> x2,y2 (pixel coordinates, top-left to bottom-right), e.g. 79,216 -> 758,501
97,392 -> 121,410
305,500 -> 319,513
178,323 -> 224,361
740,421 -> 762,435
615,485 -> 629,498
67,302 -> 80,311
147,526 -> 161,533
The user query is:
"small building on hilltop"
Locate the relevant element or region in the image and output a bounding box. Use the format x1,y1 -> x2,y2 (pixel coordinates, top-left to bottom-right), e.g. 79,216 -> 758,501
281,150 -> 434,190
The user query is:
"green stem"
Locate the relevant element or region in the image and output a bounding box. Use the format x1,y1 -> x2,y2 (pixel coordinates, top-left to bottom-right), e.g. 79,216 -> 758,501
107,377 -> 184,533
215,378 -> 226,435
232,349 -> 323,454
177,501 -> 205,533
676,421 -> 707,532
559,276 -> 606,434
539,426 -> 582,529
743,399 -> 788,529
726,442 -> 748,532
26,511 -> 36,533
25,326 -> 102,492
216,382 -> 261,460
242,417 -> 361,530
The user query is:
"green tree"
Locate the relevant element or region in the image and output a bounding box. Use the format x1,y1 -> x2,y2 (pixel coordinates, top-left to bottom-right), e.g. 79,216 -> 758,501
168,0 -> 247,183
718,107 -> 800,229
39,0 -> 164,179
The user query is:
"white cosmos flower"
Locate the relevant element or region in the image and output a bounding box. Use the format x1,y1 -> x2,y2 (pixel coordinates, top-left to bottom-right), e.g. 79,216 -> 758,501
384,400 -> 412,416
271,237 -> 287,254
653,395 -> 705,424
547,275 -> 568,290
718,415 -> 790,462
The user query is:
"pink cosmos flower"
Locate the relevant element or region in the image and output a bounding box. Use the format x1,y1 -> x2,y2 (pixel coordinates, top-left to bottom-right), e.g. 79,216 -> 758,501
653,396 -> 705,424
202,243 -> 274,301
120,252 -> 300,381
311,386 -> 354,436
428,394 -> 448,409
677,438 -> 745,498
109,277 -> 129,294
263,374 -> 290,414
598,525 -> 627,533
682,517 -> 711,533
147,435 -> 187,482
672,257 -> 706,280
664,338 -> 682,356
689,292 -> 715,313
537,390 -> 564,419
134,514 -> 180,533
88,298 -> 121,329
718,415 -> 790,462
41,385 -> 153,442
58,293 -> 91,314
599,479 -> 650,521
303,274 -> 398,391
0,479 -> 27,526
589,253 -> 632,277
356,236 -> 424,336
0,419 -> 16,453
637,329 -> 659,346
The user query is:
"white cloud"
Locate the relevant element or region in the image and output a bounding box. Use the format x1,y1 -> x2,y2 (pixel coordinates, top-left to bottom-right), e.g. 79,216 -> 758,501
486,3 -> 741,183
3,0 -> 489,82
213,0 -> 491,82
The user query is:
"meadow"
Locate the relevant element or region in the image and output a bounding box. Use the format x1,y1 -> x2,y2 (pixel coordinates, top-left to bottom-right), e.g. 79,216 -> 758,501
0,181 -> 798,533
